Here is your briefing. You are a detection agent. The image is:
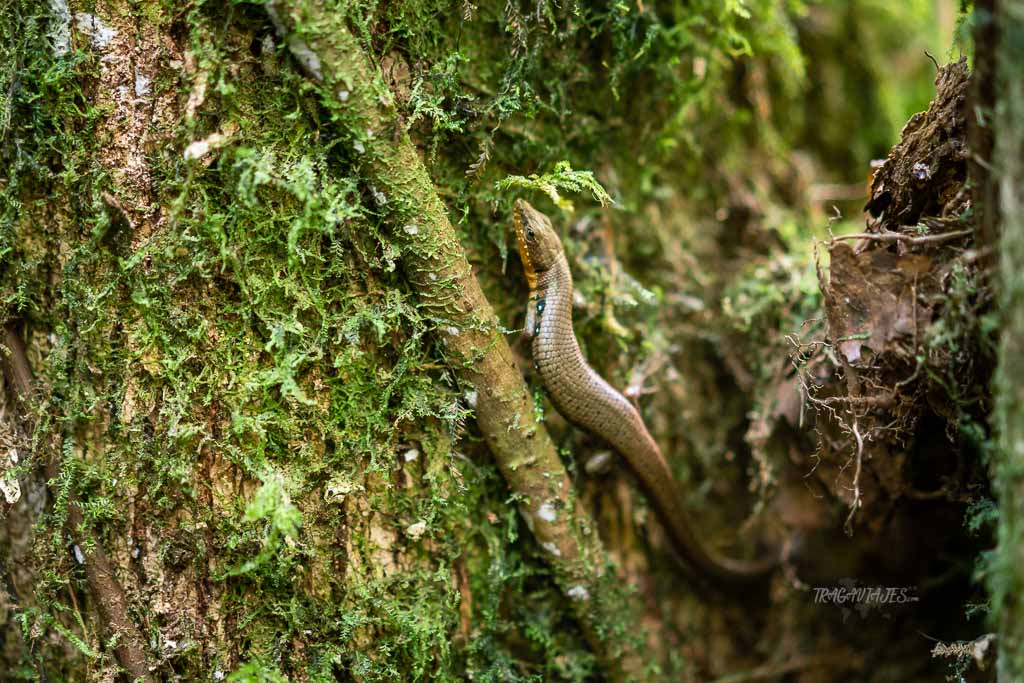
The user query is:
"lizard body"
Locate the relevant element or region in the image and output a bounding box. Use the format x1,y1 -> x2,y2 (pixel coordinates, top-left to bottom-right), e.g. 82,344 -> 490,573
513,199 -> 775,586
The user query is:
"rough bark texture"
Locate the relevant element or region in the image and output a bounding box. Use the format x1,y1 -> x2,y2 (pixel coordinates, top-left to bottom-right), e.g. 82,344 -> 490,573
994,1 -> 1024,678
969,0 -> 999,258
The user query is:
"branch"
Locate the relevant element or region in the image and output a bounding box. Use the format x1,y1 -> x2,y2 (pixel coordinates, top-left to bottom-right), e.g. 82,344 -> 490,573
2,328 -> 154,682
265,3 -> 647,676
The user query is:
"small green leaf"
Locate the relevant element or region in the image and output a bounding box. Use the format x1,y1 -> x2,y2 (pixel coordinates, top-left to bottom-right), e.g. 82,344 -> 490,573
496,161 -> 614,212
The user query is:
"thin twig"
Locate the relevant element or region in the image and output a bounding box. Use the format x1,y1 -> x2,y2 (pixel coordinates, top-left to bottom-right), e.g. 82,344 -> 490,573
830,229 -> 972,245
844,418 -> 865,536
817,394 -> 893,407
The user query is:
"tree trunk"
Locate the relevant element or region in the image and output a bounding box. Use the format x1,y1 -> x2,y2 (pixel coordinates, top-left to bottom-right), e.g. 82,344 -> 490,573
994,1 -> 1024,679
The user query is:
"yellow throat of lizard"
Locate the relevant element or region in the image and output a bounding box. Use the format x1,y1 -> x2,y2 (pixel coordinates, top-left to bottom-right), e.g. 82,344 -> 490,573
513,207 -> 538,291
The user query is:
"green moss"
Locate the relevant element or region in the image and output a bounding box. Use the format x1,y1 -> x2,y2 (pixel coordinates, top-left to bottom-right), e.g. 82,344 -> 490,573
496,161 -> 613,211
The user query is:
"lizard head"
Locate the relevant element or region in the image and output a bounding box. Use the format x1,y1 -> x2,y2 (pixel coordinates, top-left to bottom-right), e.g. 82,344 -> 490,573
513,199 -> 563,289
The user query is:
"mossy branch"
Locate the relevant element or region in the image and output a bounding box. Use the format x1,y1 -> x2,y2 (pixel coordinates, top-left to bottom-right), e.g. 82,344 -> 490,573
266,2 -> 646,676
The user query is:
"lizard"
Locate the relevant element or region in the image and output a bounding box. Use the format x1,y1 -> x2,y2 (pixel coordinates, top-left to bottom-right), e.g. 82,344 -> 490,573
513,198 -> 778,586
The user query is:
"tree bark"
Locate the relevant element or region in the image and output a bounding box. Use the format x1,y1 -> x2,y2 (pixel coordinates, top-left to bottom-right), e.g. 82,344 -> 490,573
994,1 -> 1024,679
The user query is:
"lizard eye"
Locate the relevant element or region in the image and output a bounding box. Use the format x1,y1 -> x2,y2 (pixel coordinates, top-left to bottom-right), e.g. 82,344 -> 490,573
526,228 -> 535,239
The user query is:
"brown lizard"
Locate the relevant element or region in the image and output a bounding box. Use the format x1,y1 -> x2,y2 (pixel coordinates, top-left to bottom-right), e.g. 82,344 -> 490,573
513,198 -> 777,586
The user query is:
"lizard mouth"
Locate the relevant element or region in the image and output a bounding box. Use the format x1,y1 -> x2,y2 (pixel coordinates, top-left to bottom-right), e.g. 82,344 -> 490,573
513,201 -> 538,290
